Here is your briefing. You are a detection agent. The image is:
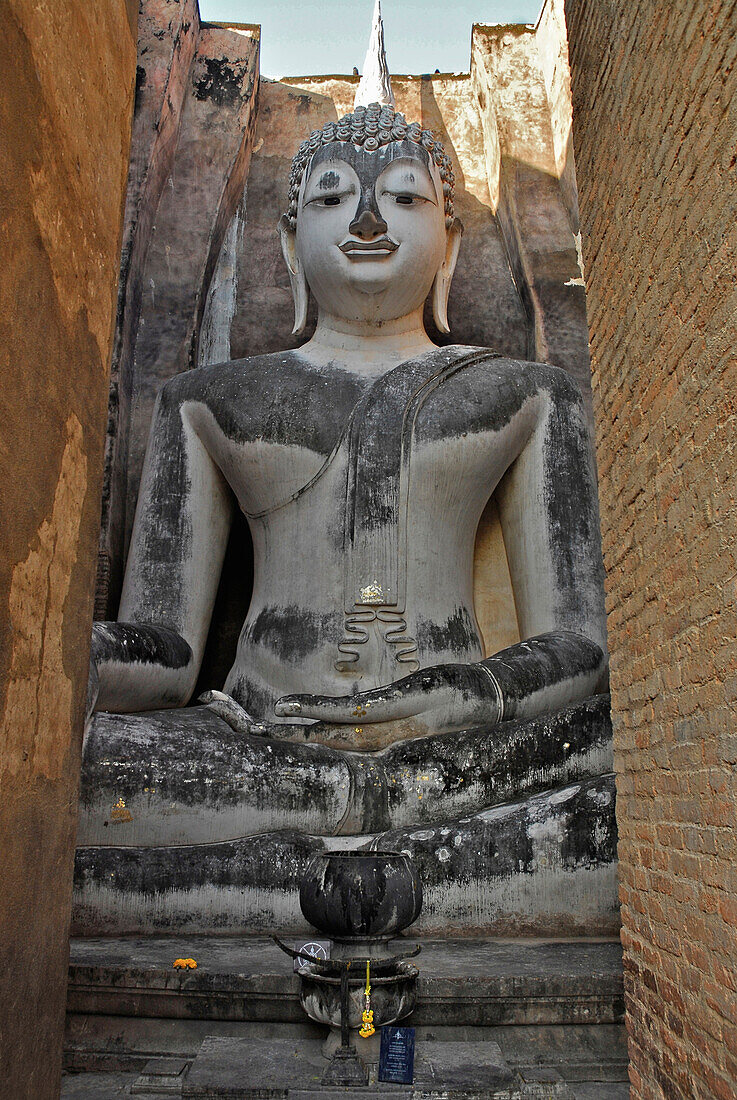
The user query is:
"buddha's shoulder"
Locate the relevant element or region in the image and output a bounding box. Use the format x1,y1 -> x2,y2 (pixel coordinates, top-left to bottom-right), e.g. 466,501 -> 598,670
157,351 -> 316,406
446,346 -> 584,402
154,351 -> 364,449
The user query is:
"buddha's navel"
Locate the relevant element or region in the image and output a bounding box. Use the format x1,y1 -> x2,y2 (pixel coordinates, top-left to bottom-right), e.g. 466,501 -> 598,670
336,605 -> 419,675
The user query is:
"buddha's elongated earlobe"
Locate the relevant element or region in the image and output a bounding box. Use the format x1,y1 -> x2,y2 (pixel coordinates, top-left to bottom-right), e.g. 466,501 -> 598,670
279,215 -> 309,336
432,218 -> 463,335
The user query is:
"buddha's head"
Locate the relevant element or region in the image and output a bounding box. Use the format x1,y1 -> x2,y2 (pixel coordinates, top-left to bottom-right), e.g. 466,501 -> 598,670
279,103 -> 463,336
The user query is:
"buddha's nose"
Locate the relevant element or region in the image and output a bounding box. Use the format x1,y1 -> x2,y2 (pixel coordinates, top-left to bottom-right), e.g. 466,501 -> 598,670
349,205 -> 388,240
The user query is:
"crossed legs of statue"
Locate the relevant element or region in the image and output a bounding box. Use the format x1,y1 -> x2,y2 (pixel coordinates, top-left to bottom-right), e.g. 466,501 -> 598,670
74,698 -> 618,936
77,697 -> 613,847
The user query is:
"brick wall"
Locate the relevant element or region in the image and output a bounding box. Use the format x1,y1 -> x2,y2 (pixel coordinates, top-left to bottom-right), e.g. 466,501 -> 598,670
564,1 -> 737,1096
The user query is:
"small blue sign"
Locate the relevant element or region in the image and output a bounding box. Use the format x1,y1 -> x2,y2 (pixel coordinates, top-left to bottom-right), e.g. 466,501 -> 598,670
378,1026 -> 415,1084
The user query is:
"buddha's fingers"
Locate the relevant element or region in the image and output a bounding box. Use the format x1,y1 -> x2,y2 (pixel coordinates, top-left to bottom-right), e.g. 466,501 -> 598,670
291,719 -> 426,752
200,690 -> 268,735
274,678 -> 429,723
274,663 -> 485,724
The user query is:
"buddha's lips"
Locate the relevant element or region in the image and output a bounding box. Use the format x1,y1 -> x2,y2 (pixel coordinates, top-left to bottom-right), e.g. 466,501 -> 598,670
339,238 -> 398,255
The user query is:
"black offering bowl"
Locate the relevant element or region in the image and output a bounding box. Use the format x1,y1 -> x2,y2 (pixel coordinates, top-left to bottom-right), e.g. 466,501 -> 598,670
299,849 -> 423,953
282,850 -> 423,1085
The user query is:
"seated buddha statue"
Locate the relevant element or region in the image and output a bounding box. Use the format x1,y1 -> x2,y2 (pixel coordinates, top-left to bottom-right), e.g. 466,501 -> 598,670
76,97 -> 616,935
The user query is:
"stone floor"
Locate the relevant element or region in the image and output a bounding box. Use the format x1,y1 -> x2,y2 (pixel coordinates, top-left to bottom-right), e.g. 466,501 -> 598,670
65,1079 -> 629,1099
61,1076 -> 630,1100
62,1077 -> 629,1099
62,1025 -> 630,1099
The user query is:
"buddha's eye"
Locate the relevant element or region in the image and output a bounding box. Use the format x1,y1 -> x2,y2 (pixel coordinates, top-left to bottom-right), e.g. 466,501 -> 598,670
322,195 -> 341,206
395,194 -> 415,205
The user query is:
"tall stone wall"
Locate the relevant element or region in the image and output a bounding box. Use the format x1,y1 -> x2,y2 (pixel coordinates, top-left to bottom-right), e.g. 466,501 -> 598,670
97,0 -> 260,622
0,2 -> 136,1095
565,0 -> 737,1096
472,7 -> 592,425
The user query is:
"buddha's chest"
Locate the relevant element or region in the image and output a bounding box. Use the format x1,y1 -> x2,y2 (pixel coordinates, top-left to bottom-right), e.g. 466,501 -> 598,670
205,408 -> 525,526
191,357 -> 536,520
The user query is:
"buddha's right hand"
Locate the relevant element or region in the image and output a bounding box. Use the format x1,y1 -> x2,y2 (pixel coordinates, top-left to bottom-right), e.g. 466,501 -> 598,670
274,661 -> 503,743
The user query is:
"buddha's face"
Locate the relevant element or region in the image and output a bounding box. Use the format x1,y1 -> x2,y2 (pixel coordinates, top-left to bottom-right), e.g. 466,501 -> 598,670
295,140 -> 448,323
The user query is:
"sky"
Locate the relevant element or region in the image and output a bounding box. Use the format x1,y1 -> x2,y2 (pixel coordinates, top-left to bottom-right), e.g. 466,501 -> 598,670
199,1 -> 542,78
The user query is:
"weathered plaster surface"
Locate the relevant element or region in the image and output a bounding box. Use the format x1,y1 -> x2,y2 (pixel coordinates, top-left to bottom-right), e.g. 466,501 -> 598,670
125,23 -> 260,534
99,0 -> 201,620
72,772 -> 618,937
3,416 -> 87,781
0,1 -> 135,1094
472,2 -> 592,424
97,8 -> 260,617
77,696 -> 612,846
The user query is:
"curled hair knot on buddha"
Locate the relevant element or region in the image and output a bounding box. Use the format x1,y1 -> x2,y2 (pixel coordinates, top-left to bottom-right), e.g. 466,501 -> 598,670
286,101 -> 456,230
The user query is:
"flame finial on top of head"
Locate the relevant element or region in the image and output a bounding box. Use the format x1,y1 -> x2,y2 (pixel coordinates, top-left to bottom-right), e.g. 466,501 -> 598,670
354,0 -> 395,108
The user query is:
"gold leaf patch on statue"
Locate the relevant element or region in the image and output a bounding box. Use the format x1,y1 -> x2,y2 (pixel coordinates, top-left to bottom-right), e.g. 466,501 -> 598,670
110,796 -> 132,824
360,582 -> 384,604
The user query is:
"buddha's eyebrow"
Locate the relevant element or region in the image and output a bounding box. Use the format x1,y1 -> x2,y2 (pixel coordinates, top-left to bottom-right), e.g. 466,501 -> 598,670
317,169 -> 341,191
385,167 -> 428,187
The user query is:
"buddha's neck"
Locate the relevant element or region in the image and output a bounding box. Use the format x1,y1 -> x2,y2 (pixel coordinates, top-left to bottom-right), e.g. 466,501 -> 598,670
299,309 -> 436,375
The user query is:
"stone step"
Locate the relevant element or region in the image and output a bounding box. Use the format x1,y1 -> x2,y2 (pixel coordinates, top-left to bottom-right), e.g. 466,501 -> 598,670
67,936 -> 624,1028
180,1036 -> 530,1099
61,1068 -> 630,1100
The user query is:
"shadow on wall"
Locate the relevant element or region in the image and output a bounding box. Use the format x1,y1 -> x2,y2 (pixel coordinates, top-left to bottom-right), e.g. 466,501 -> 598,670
418,75 -> 534,356
97,0 -> 260,623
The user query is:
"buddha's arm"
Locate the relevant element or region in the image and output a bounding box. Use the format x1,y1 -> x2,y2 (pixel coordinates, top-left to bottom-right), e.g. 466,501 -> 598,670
489,366 -> 608,716
274,368 -> 607,742
92,384 -> 233,713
